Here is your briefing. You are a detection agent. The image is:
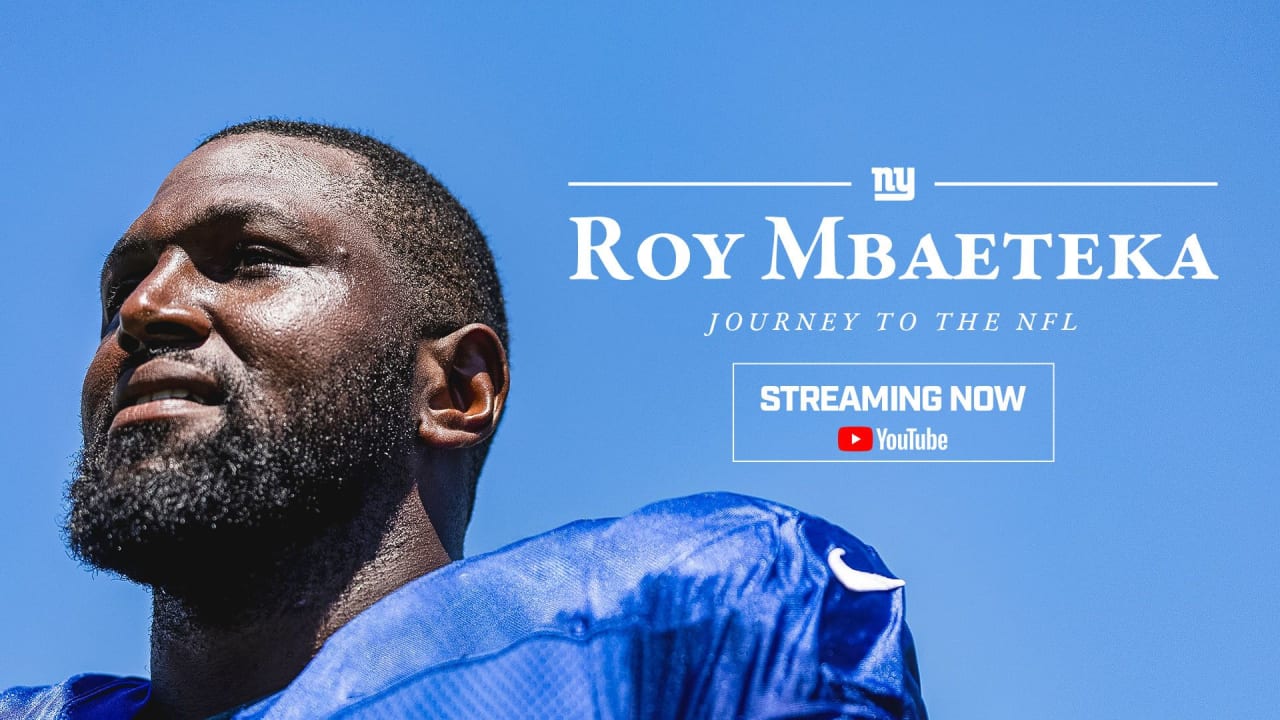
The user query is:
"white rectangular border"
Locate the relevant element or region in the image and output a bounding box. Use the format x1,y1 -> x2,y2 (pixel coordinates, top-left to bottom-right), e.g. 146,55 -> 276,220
731,362 -> 1056,463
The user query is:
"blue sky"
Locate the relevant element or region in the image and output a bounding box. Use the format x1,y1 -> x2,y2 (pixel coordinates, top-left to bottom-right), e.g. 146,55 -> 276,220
2,4 -> 1277,718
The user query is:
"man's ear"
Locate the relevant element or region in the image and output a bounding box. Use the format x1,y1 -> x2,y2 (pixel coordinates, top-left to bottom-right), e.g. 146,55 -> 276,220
414,324 -> 509,448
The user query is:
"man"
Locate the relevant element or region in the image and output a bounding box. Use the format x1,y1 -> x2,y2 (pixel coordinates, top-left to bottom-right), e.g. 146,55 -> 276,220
0,121 -> 925,719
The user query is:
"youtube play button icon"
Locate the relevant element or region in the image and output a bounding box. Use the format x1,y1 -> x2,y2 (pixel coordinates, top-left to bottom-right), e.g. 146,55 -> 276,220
837,426 -> 874,452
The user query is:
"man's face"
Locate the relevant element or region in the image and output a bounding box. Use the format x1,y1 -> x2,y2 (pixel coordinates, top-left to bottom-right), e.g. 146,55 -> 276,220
71,134 -> 417,593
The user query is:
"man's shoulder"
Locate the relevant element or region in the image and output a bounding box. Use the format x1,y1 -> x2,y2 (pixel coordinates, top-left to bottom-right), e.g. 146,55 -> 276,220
255,492 -> 924,719
0,674 -> 148,719
394,490 -> 902,631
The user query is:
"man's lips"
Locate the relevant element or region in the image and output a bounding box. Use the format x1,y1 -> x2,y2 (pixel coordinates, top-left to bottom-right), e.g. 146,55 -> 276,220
110,358 -> 226,430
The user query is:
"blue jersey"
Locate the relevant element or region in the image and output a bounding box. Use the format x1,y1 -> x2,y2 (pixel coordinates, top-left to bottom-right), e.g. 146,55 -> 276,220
1,493 -> 926,719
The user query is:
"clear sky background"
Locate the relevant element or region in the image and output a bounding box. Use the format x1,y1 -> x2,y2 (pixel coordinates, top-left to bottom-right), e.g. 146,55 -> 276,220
2,4 -> 1277,719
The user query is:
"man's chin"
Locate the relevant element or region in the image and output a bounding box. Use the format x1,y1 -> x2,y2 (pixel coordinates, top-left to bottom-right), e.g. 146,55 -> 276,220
67,457 -> 390,626
69,420 -> 318,591
68,466 -> 284,592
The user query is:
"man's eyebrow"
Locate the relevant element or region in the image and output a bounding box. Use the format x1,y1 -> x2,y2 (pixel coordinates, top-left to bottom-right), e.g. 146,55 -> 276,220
100,201 -> 303,285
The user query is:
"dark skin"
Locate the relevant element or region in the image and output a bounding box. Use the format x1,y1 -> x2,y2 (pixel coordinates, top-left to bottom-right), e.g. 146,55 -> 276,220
82,134 -> 509,719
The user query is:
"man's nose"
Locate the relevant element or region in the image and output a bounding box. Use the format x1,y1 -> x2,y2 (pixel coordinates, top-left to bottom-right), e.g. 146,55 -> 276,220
117,248 -> 213,354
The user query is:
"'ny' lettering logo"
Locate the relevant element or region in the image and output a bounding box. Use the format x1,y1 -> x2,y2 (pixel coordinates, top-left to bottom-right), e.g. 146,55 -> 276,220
871,166 -> 915,202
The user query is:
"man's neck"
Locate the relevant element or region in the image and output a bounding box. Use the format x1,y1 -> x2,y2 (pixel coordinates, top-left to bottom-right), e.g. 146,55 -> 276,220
143,489 -> 450,720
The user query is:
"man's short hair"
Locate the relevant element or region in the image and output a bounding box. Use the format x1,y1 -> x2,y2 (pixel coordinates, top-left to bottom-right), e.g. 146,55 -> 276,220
200,119 -> 508,517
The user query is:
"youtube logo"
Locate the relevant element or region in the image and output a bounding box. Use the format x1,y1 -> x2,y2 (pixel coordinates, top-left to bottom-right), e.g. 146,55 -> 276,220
837,426 -> 874,452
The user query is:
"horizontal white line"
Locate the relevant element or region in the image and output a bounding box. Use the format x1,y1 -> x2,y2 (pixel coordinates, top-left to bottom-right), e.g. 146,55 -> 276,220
567,181 -> 852,188
733,361 -> 1053,365
731,459 -> 1055,464
934,181 -> 1218,188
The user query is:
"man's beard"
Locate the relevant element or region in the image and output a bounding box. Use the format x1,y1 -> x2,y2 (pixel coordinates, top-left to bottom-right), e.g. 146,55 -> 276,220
67,346 -> 417,616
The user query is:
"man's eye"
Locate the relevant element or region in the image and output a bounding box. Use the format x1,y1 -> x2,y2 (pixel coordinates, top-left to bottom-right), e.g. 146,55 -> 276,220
104,280 -> 140,316
234,244 -> 301,270
238,245 -> 284,267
